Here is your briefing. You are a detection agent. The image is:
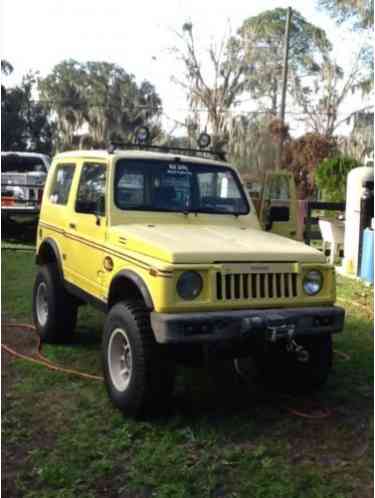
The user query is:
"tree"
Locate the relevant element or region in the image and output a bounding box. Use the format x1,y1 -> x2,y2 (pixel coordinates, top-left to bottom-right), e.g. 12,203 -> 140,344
315,155 -> 360,200
1,59 -> 13,94
318,0 -> 374,94
82,62 -> 162,146
237,8 -> 332,115
292,50 -> 372,136
1,60 -> 13,75
38,60 -> 91,150
269,121 -> 338,198
171,22 -> 252,146
20,72 -> 55,153
338,111 -> 374,161
227,114 -> 279,180
318,0 -> 373,29
2,70 -> 54,153
2,86 -> 28,150
39,60 -> 162,149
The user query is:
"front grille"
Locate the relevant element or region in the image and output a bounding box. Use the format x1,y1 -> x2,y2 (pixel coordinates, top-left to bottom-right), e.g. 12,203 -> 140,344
216,272 -> 299,301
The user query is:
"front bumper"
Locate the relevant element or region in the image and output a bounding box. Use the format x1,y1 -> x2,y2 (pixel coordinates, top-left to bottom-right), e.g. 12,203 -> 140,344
151,306 -> 345,344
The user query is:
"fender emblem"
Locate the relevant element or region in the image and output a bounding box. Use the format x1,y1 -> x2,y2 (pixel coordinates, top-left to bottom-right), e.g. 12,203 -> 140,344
103,256 -> 114,272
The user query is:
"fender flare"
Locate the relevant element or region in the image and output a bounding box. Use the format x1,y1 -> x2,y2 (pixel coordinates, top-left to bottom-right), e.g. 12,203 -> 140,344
36,237 -> 64,283
108,269 -> 154,311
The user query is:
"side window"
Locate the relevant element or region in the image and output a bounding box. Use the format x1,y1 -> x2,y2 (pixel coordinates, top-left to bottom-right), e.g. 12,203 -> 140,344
75,163 -> 106,215
49,164 -> 75,205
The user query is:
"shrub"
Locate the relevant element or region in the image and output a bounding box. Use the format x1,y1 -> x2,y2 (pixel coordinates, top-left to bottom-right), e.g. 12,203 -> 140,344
315,156 -> 360,201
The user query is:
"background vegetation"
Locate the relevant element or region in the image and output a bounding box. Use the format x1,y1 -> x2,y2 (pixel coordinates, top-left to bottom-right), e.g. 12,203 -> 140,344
315,156 -> 361,201
2,2 -> 374,198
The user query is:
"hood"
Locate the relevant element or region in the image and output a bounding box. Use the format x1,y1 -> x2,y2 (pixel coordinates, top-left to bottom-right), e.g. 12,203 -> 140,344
112,223 -> 326,264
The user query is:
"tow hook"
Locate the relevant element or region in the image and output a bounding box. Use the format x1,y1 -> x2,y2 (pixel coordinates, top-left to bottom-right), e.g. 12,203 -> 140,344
266,324 -> 309,363
286,339 -> 310,363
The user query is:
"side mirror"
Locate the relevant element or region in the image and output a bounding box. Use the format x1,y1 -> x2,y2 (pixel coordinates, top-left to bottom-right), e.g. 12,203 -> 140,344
265,206 -> 290,230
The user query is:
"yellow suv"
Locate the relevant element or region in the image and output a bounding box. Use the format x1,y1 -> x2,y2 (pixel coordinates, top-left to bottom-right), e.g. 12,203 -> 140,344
33,140 -> 345,416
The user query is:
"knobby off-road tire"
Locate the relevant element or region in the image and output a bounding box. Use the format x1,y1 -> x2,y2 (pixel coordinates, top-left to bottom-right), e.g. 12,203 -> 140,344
32,264 -> 78,343
253,335 -> 333,393
102,301 -> 176,417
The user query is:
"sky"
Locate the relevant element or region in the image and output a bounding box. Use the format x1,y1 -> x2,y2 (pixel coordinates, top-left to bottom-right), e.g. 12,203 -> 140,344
1,0 -> 371,137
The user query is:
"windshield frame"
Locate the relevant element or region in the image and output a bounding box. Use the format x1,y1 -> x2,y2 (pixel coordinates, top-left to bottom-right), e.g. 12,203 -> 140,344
113,158 -> 250,216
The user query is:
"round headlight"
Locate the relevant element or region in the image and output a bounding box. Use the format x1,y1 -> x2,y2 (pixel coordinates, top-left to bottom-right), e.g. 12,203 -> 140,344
177,271 -> 203,300
303,270 -> 323,296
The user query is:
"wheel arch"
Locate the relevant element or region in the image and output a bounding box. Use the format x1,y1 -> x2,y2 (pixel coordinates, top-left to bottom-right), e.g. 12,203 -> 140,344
35,238 -> 64,282
107,270 -> 154,311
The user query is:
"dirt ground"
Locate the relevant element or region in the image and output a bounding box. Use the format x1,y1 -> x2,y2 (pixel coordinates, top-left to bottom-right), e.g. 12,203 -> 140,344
2,321 -> 41,498
2,320 -> 39,383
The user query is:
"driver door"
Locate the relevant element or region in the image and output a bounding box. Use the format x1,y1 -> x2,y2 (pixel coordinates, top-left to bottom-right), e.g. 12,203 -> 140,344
259,171 -> 299,240
65,160 -> 107,300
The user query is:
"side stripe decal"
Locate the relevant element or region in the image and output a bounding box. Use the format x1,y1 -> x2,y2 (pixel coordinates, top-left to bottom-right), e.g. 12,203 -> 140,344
39,221 -> 173,277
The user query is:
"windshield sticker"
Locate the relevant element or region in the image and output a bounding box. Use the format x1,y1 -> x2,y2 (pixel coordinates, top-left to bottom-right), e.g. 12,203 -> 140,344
167,164 -> 192,176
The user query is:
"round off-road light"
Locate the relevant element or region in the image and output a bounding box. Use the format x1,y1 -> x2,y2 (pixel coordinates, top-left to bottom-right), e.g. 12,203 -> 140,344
303,270 -> 323,296
198,132 -> 211,149
135,126 -> 150,144
177,271 -> 203,300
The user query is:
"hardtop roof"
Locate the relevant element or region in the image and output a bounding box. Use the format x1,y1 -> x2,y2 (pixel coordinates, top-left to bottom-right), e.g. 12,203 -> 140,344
53,149 -> 230,168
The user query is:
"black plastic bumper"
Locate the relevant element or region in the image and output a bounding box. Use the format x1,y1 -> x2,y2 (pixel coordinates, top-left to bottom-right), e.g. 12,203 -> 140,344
150,306 -> 345,344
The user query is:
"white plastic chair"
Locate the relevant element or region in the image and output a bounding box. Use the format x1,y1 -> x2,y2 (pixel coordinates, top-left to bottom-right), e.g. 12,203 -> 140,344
318,219 -> 345,265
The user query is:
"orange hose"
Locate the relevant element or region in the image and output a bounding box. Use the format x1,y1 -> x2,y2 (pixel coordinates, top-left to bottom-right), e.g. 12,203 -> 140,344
2,323 -> 103,381
334,349 -> 351,361
287,407 -> 332,419
3,322 -> 340,417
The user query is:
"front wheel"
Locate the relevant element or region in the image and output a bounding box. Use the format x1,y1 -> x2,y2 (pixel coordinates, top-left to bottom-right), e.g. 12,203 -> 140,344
252,335 -> 333,393
102,301 -> 176,417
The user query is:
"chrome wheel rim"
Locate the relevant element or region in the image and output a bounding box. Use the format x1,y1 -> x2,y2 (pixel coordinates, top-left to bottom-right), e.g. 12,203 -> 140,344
36,282 -> 49,327
108,328 -> 133,392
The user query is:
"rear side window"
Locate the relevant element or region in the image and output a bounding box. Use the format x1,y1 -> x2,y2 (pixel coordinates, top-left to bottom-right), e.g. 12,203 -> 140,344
49,164 -> 75,205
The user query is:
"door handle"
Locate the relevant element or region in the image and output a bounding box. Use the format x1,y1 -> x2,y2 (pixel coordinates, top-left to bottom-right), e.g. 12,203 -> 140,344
69,222 -> 77,230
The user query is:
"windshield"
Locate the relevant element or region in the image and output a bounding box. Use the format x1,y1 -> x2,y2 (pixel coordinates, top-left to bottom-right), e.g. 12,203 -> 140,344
1,155 -> 48,174
114,159 -> 249,215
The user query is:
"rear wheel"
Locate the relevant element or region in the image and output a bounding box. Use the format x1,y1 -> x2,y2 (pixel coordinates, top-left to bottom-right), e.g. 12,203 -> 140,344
252,335 -> 333,393
32,264 -> 78,343
102,301 -> 176,417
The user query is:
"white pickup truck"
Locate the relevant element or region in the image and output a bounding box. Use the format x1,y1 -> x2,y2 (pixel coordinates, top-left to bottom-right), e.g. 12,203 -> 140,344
1,152 -> 50,218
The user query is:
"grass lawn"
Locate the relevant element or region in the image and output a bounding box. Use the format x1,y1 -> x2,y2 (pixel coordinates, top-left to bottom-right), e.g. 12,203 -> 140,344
2,249 -> 374,498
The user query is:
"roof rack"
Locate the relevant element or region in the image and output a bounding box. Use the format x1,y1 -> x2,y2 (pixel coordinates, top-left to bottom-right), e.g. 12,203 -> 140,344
107,142 -> 227,162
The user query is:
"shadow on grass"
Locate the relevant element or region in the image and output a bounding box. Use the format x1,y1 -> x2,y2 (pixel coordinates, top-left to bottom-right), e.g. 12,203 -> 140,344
50,315 -> 372,428
71,326 -> 103,349
2,216 -> 38,246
